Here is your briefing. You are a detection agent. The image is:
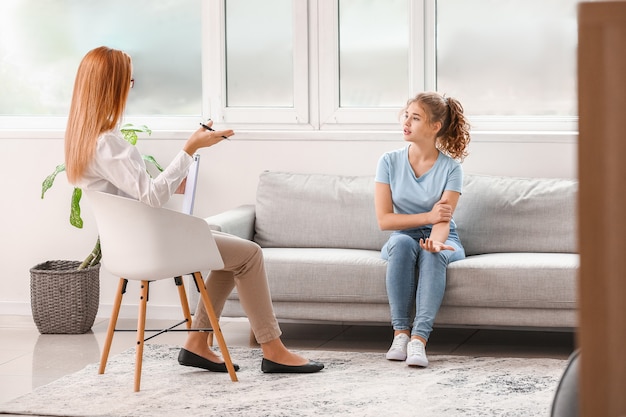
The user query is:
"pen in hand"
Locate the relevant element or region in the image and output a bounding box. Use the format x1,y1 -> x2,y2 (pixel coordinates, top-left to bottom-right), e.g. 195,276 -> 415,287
200,121 -> 230,140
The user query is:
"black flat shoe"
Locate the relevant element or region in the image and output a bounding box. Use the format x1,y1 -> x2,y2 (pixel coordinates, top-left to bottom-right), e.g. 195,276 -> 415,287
261,358 -> 324,374
178,348 -> 240,373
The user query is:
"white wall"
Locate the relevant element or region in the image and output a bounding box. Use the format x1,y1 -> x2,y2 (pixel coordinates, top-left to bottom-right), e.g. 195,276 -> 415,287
0,132 -> 577,319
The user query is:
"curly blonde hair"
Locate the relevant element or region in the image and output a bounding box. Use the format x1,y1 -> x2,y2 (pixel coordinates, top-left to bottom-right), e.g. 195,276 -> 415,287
405,92 -> 471,161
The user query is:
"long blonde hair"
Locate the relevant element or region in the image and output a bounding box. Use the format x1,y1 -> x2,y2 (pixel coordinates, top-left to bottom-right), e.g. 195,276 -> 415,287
65,46 -> 132,183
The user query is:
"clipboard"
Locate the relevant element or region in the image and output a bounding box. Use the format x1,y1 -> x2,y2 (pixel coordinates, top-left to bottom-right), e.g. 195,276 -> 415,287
181,153 -> 200,215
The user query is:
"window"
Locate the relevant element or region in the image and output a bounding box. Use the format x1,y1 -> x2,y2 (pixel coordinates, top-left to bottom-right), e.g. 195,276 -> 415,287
0,0 -> 201,130
436,0 -> 578,131
225,0 -> 294,107
204,0 -> 309,126
317,0 -> 420,127
338,0 -> 409,108
0,0 -> 579,136
212,0 -> 578,133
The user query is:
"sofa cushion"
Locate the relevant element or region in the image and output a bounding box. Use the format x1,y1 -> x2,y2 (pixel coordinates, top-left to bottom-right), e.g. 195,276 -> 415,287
254,171 -> 390,250
232,247 -> 390,304
444,252 -> 578,309
455,174 -> 578,256
226,249 -> 577,310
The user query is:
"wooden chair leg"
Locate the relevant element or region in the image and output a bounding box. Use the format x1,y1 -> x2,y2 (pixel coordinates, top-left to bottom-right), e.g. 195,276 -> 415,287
134,280 -> 149,392
192,272 -> 238,382
99,278 -> 127,375
174,276 -> 193,329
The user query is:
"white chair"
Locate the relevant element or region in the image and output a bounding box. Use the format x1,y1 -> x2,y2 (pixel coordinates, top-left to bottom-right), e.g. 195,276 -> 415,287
85,189 -> 238,392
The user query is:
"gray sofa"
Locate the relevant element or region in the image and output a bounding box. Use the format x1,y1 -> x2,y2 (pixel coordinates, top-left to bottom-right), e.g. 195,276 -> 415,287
207,171 -> 578,330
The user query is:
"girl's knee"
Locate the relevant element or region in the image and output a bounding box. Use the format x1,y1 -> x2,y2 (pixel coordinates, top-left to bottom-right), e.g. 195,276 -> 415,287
387,234 -> 418,253
421,250 -> 451,268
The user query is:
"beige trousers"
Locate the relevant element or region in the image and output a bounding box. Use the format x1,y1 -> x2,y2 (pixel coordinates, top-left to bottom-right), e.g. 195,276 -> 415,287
192,231 -> 281,344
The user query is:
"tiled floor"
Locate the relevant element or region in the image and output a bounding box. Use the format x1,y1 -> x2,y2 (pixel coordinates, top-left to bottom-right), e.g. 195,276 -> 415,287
0,314 -> 576,405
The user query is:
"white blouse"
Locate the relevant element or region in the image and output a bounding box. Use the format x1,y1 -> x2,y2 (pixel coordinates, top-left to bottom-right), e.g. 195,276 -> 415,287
73,130 -> 193,208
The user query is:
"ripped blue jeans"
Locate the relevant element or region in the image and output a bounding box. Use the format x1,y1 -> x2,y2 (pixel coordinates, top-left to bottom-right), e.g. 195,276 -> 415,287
381,227 -> 465,341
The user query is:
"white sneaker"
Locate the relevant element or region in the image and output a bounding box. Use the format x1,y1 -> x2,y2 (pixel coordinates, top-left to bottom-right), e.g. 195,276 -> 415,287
386,333 -> 410,361
406,339 -> 429,367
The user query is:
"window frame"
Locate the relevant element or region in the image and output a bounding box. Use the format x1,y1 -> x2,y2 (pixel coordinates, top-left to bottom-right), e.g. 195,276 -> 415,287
203,0 -> 310,127
317,0 -> 425,129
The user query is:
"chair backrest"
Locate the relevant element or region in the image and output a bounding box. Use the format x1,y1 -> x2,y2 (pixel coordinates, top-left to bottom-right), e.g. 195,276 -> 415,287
85,190 -> 224,281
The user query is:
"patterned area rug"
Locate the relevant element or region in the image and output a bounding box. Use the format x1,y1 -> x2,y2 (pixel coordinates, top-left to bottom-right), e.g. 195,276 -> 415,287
0,344 -> 566,417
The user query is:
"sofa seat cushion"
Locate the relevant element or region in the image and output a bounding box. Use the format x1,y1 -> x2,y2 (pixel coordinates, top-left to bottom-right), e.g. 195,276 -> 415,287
233,248 -> 390,304
444,253 -> 579,309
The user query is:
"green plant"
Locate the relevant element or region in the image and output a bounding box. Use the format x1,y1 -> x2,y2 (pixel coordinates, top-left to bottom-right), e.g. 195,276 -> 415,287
41,124 -> 162,269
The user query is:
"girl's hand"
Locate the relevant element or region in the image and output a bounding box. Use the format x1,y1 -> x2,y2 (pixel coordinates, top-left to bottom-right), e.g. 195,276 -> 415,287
419,237 -> 455,253
428,197 -> 452,224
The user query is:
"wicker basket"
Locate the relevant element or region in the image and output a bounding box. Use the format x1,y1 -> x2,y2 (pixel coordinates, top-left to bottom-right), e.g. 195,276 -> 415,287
30,260 -> 100,334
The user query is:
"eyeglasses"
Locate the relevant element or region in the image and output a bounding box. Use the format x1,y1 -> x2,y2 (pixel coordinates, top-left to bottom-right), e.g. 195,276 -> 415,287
130,78 -> 135,89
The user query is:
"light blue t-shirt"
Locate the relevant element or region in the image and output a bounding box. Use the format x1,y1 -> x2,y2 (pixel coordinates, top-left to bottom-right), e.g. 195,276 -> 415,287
375,146 -> 463,230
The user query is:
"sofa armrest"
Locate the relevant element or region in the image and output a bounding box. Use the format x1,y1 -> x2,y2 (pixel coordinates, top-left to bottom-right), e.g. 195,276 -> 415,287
205,204 -> 256,241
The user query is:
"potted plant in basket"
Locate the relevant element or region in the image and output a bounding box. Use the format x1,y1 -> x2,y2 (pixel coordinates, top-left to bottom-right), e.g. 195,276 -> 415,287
31,124 -> 162,334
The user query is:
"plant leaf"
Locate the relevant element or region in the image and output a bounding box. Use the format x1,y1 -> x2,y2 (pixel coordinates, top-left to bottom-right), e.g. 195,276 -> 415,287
143,155 -> 164,173
121,123 -> 152,136
69,187 -> 84,229
120,123 -> 152,146
122,129 -> 138,145
42,124 -> 158,234
41,164 -> 66,199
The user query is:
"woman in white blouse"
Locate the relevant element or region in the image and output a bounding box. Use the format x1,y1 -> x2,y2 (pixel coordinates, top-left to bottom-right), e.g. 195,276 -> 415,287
65,46 -> 323,374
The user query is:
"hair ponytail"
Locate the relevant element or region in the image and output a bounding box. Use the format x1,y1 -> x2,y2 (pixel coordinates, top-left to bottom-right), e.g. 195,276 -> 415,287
440,96 -> 470,161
